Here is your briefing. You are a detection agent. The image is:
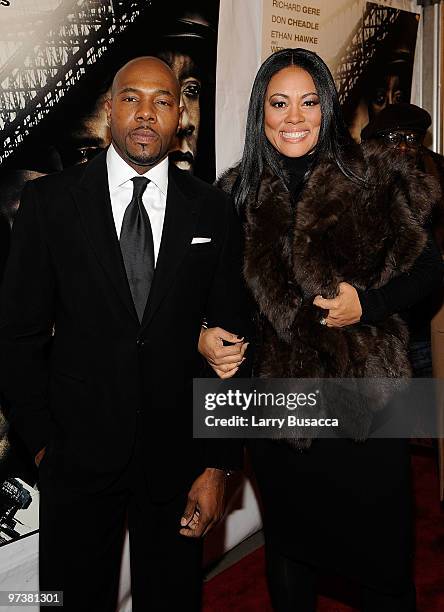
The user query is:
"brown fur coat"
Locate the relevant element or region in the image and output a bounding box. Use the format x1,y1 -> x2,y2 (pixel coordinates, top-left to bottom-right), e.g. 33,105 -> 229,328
217,142 -> 439,435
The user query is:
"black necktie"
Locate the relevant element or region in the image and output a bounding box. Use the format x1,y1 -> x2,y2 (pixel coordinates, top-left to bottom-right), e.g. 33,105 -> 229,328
119,177 -> 155,322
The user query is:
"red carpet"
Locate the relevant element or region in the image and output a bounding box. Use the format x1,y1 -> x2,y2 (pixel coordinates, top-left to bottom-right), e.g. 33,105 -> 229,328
203,449 -> 444,611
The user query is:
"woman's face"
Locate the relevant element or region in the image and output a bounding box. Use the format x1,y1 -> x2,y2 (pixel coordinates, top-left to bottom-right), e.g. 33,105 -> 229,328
264,66 -> 321,157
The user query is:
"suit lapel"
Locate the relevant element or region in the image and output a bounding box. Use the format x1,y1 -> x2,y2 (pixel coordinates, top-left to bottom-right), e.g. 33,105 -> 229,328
72,151 -> 139,324
140,165 -> 202,332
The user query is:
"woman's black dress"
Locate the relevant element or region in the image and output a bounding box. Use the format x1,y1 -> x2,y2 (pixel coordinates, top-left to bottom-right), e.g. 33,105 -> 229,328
248,437 -> 413,593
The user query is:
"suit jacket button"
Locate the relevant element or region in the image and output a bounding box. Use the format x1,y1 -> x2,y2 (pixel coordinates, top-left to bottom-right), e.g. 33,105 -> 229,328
136,339 -> 145,348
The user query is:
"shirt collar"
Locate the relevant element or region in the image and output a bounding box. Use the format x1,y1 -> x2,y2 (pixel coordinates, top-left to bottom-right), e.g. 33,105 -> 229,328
106,144 -> 169,196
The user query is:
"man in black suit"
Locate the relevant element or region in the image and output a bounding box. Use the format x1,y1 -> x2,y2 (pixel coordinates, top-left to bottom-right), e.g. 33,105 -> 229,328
0,57 -> 248,611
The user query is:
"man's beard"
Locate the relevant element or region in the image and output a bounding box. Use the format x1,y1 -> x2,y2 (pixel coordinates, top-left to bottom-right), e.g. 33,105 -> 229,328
126,145 -> 161,167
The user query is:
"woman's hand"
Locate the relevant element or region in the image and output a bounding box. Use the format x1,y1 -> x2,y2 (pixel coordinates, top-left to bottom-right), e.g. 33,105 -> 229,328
313,282 -> 362,327
198,327 -> 248,379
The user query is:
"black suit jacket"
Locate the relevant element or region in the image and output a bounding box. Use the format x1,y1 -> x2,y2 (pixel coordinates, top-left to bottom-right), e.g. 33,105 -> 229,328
0,151 -> 249,500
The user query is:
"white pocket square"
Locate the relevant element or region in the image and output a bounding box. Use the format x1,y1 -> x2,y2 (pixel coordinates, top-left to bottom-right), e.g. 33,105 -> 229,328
191,237 -> 212,244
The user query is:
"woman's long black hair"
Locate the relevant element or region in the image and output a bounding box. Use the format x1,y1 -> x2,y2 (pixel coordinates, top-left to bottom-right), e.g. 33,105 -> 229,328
233,48 -> 362,211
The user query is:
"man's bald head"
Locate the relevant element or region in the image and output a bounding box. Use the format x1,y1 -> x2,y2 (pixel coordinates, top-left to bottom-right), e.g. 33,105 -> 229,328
106,56 -> 182,173
111,56 -> 180,101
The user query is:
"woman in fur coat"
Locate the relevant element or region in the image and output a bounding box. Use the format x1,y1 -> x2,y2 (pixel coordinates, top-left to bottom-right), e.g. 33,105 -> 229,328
199,48 -> 442,611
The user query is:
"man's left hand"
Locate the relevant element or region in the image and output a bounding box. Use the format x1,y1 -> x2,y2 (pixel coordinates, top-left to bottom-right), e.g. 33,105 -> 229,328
313,282 -> 362,327
180,468 -> 226,538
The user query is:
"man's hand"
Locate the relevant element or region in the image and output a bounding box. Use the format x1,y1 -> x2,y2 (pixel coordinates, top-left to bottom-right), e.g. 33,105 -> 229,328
35,447 -> 46,468
313,282 -> 362,327
180,468 -> 227,538
198,327 -> 248,379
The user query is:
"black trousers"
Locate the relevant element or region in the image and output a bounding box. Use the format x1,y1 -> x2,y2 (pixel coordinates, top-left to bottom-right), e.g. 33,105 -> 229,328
38,440 -> 203,612
265,544 -> 416,612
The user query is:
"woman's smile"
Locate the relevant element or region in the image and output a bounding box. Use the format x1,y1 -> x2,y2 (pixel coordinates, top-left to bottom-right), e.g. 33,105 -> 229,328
280,129 -> 311,142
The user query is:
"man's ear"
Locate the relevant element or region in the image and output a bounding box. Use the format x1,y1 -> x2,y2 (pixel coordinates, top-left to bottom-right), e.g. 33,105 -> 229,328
177,105 -> 184,133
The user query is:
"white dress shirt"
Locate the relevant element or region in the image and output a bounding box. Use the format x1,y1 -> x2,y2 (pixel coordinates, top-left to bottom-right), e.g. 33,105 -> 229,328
106,144 -> 168,264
